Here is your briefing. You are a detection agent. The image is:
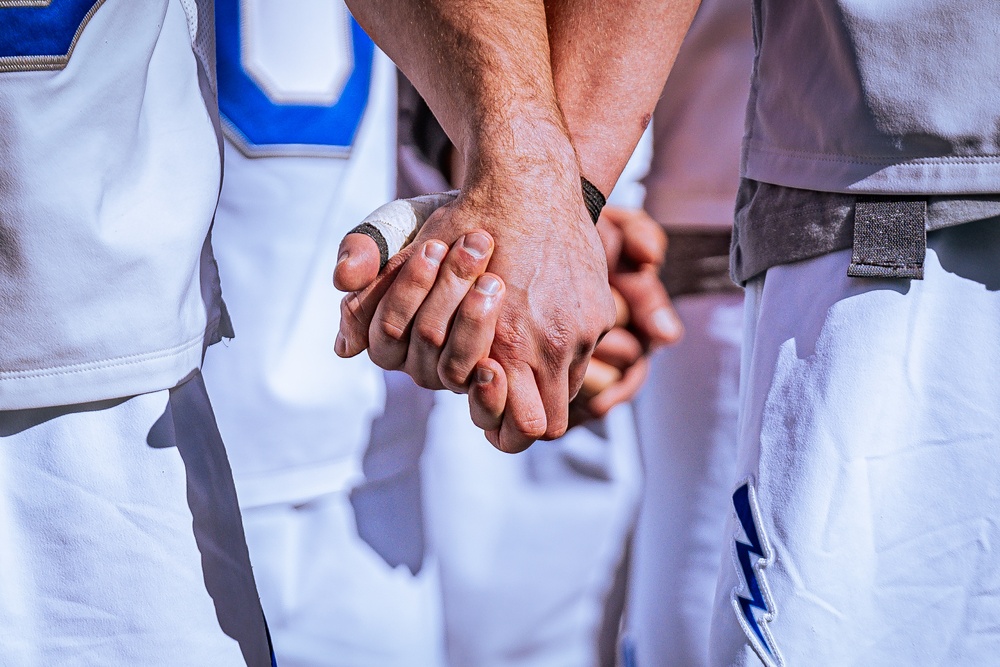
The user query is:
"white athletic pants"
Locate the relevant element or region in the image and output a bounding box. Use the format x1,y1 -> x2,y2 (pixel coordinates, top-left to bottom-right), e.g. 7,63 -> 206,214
0,372 -> 271,666
710,218 -> 1000,666
627,291 -> 744,667
224,369 -> 446,667
424,392 -> 641,667
238,489 -> 445,667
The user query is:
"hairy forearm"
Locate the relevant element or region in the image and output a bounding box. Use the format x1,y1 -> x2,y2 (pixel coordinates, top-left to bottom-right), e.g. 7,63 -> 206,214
346,0 -> 578,189
342,0 -> 672,450
545,0 -> 701,194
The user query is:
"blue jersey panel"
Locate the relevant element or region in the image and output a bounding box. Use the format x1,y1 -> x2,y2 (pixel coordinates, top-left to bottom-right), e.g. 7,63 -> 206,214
215,0 -> 375,156
0,0 -> 104,69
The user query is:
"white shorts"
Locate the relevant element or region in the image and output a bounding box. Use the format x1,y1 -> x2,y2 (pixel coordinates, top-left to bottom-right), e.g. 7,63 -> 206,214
710,218 -> 1000,666
626,290 -> 744,667
423,391 -> 641,667
0,372 -> 270,666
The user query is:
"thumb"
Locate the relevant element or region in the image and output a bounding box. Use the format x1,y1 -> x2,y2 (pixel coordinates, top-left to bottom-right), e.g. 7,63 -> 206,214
334,233 -> 382,292
334,190 -> 461,292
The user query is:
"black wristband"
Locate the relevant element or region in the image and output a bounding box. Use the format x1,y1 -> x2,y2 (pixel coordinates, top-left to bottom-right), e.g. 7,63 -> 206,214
347,221 -> 390,271
580,176 -> 606,225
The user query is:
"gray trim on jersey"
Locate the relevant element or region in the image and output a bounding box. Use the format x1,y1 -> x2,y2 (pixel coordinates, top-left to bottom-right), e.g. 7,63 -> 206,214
0,0 -> 109,73
730,181 -> 1000,285
221,116 -> 354,159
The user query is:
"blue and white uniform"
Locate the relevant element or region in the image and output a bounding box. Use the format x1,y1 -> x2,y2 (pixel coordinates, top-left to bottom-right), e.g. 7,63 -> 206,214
202,2 -> 444,664
0,0 -> 224,408
0,1 -> 269,663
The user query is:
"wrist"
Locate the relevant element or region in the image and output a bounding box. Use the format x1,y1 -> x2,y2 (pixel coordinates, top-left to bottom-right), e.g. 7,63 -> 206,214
462,109 -> 578,188
460,117 -> 585,220
579,176 -> 606,224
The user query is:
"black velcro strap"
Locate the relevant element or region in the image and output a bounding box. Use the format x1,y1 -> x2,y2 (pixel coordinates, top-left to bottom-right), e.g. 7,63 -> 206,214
581,176 -> 606,225
847,198 -> 927,280
348,222 -> 390,271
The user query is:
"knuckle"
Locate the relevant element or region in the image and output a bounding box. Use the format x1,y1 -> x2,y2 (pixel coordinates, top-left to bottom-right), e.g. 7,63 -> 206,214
491,321 -> 527,358
457,298 -> 491,324
366,345 -> 399,371
377,316 -> 408,342
539,323 -> 575,367
408,260 -> 439,289
516,414 -> 547,440
410,371 -> 444,391
413,319 -> 447,349
439,356 -> 471,390
496,429 -> 533,454
341,294 -> 369,329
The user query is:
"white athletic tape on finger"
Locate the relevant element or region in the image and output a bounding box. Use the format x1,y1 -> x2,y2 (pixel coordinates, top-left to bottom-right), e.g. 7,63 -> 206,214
350,190 -> 459,269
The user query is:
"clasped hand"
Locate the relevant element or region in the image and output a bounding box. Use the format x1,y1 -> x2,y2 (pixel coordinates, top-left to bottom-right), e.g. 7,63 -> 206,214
334,182 -> 679,452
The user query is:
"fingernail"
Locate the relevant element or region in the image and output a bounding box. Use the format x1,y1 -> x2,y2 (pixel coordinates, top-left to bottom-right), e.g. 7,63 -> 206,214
335,332 -> 347,356
337,247 -> 350,266
424,241 -> 447,264
462,232 -> 491,259
475,367 -> 495,385
652,308 -> 682,339
475,275 -> 502,296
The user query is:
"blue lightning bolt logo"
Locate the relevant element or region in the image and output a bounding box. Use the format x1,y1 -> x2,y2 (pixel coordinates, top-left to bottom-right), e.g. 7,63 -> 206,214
731,480 -> 782,667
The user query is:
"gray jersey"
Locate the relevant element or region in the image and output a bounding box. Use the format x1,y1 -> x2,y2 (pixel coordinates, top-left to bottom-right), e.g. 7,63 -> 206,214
745,0 -> 1000,195
733,0 -> 1000,283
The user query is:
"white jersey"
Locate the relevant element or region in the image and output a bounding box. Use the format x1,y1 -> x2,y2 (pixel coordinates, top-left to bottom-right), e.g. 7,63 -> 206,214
0,0 -> 224,410
202,0 -> 396,505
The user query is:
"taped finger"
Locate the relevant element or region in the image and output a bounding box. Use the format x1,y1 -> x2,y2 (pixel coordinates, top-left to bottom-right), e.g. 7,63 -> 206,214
346,191 -> 459,271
